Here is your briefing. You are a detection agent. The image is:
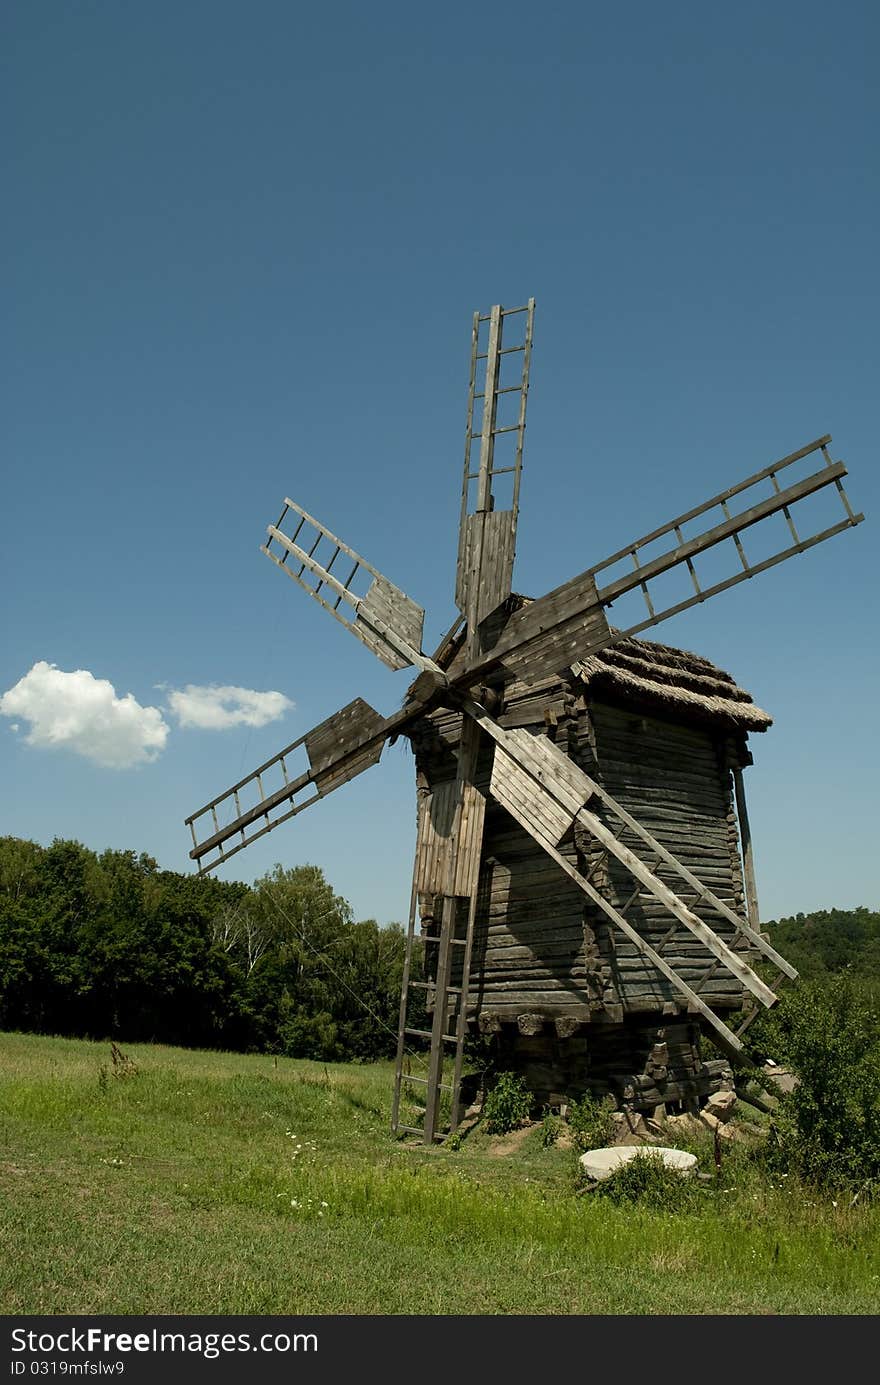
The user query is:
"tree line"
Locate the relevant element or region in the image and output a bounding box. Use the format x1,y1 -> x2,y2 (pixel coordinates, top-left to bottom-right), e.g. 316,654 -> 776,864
765,907 -> 880,999
2,833 -> 875,1063
0,836 -> 415,1060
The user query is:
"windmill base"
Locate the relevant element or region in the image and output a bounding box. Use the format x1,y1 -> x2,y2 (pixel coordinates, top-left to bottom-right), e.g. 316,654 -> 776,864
481,1015 -> 733,1116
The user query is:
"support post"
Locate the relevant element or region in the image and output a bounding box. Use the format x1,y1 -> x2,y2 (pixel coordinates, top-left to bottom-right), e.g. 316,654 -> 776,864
732,765 -> 761,933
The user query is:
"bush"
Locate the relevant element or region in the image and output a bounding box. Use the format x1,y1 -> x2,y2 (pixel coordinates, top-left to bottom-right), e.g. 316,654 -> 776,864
483,1072 -> 532,1134
762,975 -> 880,1190
540,1111 -> 562,1147
568,1092 -> 616,1151
592,1152 -> 694,1211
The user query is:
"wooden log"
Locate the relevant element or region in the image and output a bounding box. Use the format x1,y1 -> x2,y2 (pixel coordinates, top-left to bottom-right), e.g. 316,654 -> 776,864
517,1013 -> 545,1036
555,1015 -> 582,1038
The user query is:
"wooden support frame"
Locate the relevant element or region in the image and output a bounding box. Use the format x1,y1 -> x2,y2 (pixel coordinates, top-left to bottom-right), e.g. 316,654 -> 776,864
467,699 -> 781,1040
422,716 -> 484,1144
732,765 -> 761,936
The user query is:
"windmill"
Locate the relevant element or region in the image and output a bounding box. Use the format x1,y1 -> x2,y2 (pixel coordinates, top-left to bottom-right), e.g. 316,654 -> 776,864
185,299 -> 863,1144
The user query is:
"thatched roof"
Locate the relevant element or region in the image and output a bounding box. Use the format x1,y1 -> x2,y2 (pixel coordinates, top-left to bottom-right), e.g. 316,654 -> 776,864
439,594 -> 772,732
572,636 -> 772,732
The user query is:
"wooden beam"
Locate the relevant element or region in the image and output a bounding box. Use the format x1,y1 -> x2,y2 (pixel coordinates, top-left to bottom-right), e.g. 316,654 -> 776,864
579,772 -> 797,981
595,461 -> 853,607
487,777 -> 744,1053
591,435 -> 834,574
733,765 -> 763,939
467,700 -> 781,1006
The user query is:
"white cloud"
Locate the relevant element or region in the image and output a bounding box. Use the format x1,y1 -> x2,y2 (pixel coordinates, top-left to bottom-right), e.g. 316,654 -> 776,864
167,683 -> 294,731
0,662 -> 169,769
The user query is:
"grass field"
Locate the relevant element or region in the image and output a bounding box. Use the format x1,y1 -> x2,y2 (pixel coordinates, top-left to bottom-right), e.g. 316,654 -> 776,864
1,1031 -> 878,1315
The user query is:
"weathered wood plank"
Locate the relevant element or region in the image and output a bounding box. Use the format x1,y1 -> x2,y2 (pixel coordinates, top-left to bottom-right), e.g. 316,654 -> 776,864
305,698 -> 387,776
476,757 -> 744,1050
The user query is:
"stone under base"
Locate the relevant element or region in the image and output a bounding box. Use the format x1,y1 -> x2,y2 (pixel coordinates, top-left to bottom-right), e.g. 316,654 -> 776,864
482,1015 -> 733,1115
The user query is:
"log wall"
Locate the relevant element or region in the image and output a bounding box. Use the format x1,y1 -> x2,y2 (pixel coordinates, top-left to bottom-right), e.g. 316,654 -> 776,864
412,666 -> 757,1029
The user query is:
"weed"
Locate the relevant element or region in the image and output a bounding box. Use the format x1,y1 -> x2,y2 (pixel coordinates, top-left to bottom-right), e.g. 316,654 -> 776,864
593,1152 -> 696,1211
2,1032 -> 879,1315
483,1072 -> 531,1134
110,1044 -> 138,1081
541,1112 -> 562,1147
568,1092 -> 615,1151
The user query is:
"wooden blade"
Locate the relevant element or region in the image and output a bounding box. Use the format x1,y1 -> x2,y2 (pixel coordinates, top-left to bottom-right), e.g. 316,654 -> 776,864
455,300 -> 535,644
457,435 -> 862,688
263,498 -> 427,672
485,739 -> 746,1054
589,435 -> 863,642
185,698 -> 399,874
475,704 -> 780,1005
457,509 -> 516,631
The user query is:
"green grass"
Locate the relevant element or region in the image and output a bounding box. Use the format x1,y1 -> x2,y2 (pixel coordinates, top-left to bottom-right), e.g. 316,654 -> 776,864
1,1031 -> 878,1314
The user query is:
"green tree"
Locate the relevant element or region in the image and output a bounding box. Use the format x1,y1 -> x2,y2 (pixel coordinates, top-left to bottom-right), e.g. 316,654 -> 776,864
763,975 -> 880,1188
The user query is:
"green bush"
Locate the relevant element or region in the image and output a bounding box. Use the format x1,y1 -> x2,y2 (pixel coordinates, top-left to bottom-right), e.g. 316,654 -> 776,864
593,1152 -> 695,1210
540,1111 -> 562,1147
762,975 -> 880,1190
483,1071 -> 532,1134
568,1092 -> 616,1151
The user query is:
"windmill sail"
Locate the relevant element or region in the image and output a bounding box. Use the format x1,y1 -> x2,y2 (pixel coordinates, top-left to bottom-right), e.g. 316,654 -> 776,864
263,500 -> 427,672
455,300 -> 535,642
459,435 -> 863,686
186,698 -> 393,874
588,434 -> 862,641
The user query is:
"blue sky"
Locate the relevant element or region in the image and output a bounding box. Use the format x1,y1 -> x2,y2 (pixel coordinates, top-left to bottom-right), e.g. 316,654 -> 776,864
3,1 -> 877,924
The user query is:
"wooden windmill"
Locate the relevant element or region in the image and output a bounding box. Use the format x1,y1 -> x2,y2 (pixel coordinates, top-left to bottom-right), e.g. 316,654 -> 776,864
186,299 -> 863,1143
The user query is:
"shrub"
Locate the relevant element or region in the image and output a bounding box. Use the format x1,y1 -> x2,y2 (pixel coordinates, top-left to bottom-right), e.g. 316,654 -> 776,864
593,1152 -> 694,1210
483,1072 -> 532,1134
763,975 -> 880,1190
568,1092 -> 616,1151
540,1111 -> 562,1147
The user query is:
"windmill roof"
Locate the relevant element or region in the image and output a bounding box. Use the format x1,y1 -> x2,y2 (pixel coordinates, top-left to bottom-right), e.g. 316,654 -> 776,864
571,635 -> 773,732
441,595 -> 772,732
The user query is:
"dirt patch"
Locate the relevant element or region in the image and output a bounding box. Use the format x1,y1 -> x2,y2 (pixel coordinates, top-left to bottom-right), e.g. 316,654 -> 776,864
486,1123 -> 535,1158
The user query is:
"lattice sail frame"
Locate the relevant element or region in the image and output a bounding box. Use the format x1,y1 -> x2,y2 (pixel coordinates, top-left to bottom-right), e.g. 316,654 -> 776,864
263,499 -> 427,672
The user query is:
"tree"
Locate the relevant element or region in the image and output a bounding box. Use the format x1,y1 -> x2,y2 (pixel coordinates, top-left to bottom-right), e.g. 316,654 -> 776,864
763,975 -> 880,1188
